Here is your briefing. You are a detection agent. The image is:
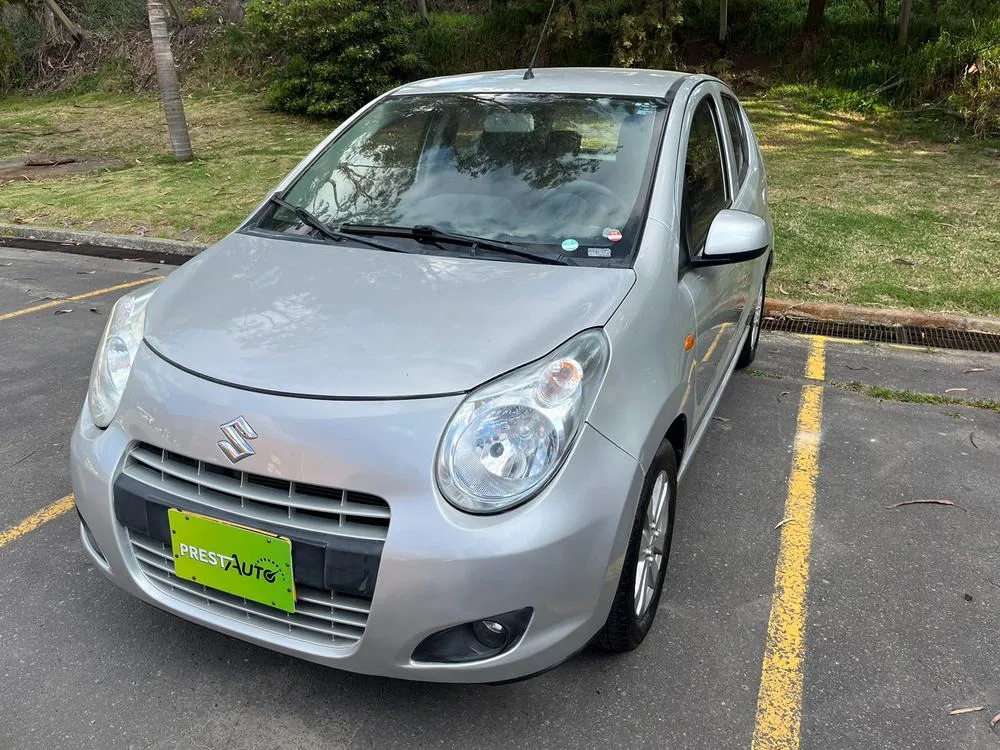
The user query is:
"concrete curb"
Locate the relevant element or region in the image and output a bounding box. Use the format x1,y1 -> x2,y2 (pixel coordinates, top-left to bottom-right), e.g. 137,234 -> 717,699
765,298 -> 1000,335
0,223 -> 206,256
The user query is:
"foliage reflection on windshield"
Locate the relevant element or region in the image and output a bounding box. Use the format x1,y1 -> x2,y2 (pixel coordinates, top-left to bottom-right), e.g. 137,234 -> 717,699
271,93 -> 665,256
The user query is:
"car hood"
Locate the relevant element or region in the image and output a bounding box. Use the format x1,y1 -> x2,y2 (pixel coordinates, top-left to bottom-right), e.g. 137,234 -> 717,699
143,232 -> 636,399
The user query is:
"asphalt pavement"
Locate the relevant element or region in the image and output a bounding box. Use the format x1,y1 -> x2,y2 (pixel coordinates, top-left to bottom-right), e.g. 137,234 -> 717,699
1,245 -> 998,749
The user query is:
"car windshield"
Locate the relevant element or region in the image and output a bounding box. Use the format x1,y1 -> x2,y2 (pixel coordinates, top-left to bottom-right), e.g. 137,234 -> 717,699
257,93 -> 668,264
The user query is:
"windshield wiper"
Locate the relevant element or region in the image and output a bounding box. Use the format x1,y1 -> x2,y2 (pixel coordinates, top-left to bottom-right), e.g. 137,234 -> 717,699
266,196 -> 415,254
340,223 -> 570,266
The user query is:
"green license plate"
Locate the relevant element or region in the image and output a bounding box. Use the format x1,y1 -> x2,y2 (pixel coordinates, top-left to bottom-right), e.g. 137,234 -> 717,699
168,508 -> 296,613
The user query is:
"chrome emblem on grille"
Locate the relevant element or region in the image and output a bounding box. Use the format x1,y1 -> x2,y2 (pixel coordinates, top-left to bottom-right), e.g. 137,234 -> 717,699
217,416 -> 258,463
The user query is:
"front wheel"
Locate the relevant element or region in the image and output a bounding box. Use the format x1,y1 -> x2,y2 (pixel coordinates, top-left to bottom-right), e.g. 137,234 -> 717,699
736,273 -> 767,370
594,441 -> 677,653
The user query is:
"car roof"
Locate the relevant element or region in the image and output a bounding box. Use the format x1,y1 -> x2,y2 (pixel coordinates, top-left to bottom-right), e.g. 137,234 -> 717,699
393,68 -> 699,99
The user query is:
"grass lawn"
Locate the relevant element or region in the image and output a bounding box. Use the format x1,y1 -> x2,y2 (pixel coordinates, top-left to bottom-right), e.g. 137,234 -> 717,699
1,87 -> 998,315
0,92 -> 330,242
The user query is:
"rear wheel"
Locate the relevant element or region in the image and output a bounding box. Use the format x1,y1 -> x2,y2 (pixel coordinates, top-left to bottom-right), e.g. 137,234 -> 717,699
595,440 -> 677,653
736,273 -> 767,369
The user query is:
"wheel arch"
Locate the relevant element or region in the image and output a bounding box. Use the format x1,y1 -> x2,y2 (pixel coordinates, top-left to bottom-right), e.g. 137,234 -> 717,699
663,413 -> 688,468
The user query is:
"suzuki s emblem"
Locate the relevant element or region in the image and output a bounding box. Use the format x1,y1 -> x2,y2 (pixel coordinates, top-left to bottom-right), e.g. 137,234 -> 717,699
217,416 -> 258,463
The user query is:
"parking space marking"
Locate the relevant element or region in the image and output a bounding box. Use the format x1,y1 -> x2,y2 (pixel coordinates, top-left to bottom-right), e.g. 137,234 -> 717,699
0,277 -> 164,322
751,336 -> 825,750
0,495 -> 75,550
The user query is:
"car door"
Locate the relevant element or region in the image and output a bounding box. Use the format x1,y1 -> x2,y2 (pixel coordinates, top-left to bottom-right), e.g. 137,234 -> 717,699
677,88 -> 748,425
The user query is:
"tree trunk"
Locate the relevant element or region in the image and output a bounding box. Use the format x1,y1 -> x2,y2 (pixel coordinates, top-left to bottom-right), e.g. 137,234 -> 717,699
147,0 -> 193,161
805,0 -> 827,34
416,0 -> 428,25
164,0 -> 185,26
897,0 -> 912,47
718,0 -> 728,44
41,0 -> 83,41
877,0 -> 886,31
223,0 -> 245,23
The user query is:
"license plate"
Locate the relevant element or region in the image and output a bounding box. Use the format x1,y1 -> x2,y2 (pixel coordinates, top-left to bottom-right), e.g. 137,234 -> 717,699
167,509 -> 296,613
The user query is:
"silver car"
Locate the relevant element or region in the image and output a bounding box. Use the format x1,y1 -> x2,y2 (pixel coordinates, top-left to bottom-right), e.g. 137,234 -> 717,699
71,68 -> 771,683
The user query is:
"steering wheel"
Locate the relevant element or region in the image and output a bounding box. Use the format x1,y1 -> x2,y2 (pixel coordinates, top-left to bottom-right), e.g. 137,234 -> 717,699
541,180 -> 625,215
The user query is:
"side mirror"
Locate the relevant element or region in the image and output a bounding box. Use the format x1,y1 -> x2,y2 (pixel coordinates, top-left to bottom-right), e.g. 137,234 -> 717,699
696,209 -> 770,266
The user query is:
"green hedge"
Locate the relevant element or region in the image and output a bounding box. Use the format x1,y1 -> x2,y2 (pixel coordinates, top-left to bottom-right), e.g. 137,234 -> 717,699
245,0 -> 422,117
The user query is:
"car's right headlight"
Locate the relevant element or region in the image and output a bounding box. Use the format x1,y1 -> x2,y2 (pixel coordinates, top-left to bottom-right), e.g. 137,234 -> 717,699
87,284 -> 158,428
436,329 -> 610,514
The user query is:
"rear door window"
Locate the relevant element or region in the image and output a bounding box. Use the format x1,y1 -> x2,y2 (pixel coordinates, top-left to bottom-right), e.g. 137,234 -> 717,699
721,96 -> 749,187
681,98 -> 728,256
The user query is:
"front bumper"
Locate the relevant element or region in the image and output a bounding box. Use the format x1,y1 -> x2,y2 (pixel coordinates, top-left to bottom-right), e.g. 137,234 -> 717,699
71,346 -> 644,683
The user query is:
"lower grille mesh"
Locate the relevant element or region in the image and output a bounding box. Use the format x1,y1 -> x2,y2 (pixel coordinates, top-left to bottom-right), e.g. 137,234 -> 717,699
129,529 -> 370,647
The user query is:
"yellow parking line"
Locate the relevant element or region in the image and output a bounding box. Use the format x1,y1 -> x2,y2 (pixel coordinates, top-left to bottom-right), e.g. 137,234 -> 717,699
0,494 -> 75,550
784,332 -> 935,353
0,276 -> 164,323
751,336 -> 826,750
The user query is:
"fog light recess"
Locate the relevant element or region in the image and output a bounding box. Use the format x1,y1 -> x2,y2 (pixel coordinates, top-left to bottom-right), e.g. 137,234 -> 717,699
411,608 -> 533,664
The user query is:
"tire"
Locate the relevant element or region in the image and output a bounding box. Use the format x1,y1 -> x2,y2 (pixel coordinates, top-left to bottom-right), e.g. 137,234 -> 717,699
736,271 -> 767,370
594,440 -> 678,653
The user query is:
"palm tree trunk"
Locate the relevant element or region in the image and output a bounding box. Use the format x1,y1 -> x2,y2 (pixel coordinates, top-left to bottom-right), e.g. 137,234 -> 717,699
147,0 -> 193,161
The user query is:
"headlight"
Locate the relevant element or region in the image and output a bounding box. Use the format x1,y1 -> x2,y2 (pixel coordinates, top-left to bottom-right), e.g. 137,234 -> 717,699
87,284 -> 158,428
436,329 -> 610,514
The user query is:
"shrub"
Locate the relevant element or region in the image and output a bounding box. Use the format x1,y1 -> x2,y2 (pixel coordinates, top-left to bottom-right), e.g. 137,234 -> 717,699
415,9 -> 534,76
244,0 -> 422,118
187,6 -> 215,24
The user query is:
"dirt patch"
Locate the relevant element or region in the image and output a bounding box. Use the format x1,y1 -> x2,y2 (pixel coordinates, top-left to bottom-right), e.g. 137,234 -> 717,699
0,155 -> 124,182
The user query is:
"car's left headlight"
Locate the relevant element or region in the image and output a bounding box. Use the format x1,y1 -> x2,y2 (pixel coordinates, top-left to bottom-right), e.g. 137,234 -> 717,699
87,284 -> 159,428
436,329 -> 610,514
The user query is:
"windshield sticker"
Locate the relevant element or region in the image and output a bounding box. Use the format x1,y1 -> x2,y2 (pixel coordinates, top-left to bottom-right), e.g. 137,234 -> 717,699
587,247 -> 612,258
606,229 -> 623,243
561,239 -> 579,252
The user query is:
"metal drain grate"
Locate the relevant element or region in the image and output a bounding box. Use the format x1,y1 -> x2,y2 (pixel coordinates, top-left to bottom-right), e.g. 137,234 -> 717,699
763,317 -> 1000,354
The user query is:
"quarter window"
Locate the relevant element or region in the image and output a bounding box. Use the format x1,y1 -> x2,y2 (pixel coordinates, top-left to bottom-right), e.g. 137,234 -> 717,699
681,98 -> 728,256
722,96 -> 749,186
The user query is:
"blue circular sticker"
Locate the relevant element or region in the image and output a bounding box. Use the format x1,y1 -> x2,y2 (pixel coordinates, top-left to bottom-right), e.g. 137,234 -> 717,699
561,238 -> 579,252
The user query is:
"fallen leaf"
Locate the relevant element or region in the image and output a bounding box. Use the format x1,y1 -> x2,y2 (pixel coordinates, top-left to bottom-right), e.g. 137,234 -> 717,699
775,517 -> 794,529
945,388 -> 969,393
892,258 -> 916,266
53,308 -> 73,315
845,364 -> 871,371
970,433 -> 979,449
886,499 -> 964,511
778,391 -> 790,401
712,416 -> 730,423
964,368 -> 986,374
89,306 -> 99,314
991,712 -> 1000,729
949,706 -> 984,715
76,270 -> 96,275
0,262 -> 12,266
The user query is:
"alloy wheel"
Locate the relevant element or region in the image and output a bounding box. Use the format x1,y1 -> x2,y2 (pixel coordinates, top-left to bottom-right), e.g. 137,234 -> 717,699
634,470 -> 671,618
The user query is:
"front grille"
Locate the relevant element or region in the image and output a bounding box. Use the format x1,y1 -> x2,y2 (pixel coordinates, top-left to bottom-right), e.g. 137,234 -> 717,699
123,443 -> 390,542
128,529 -> 370,647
